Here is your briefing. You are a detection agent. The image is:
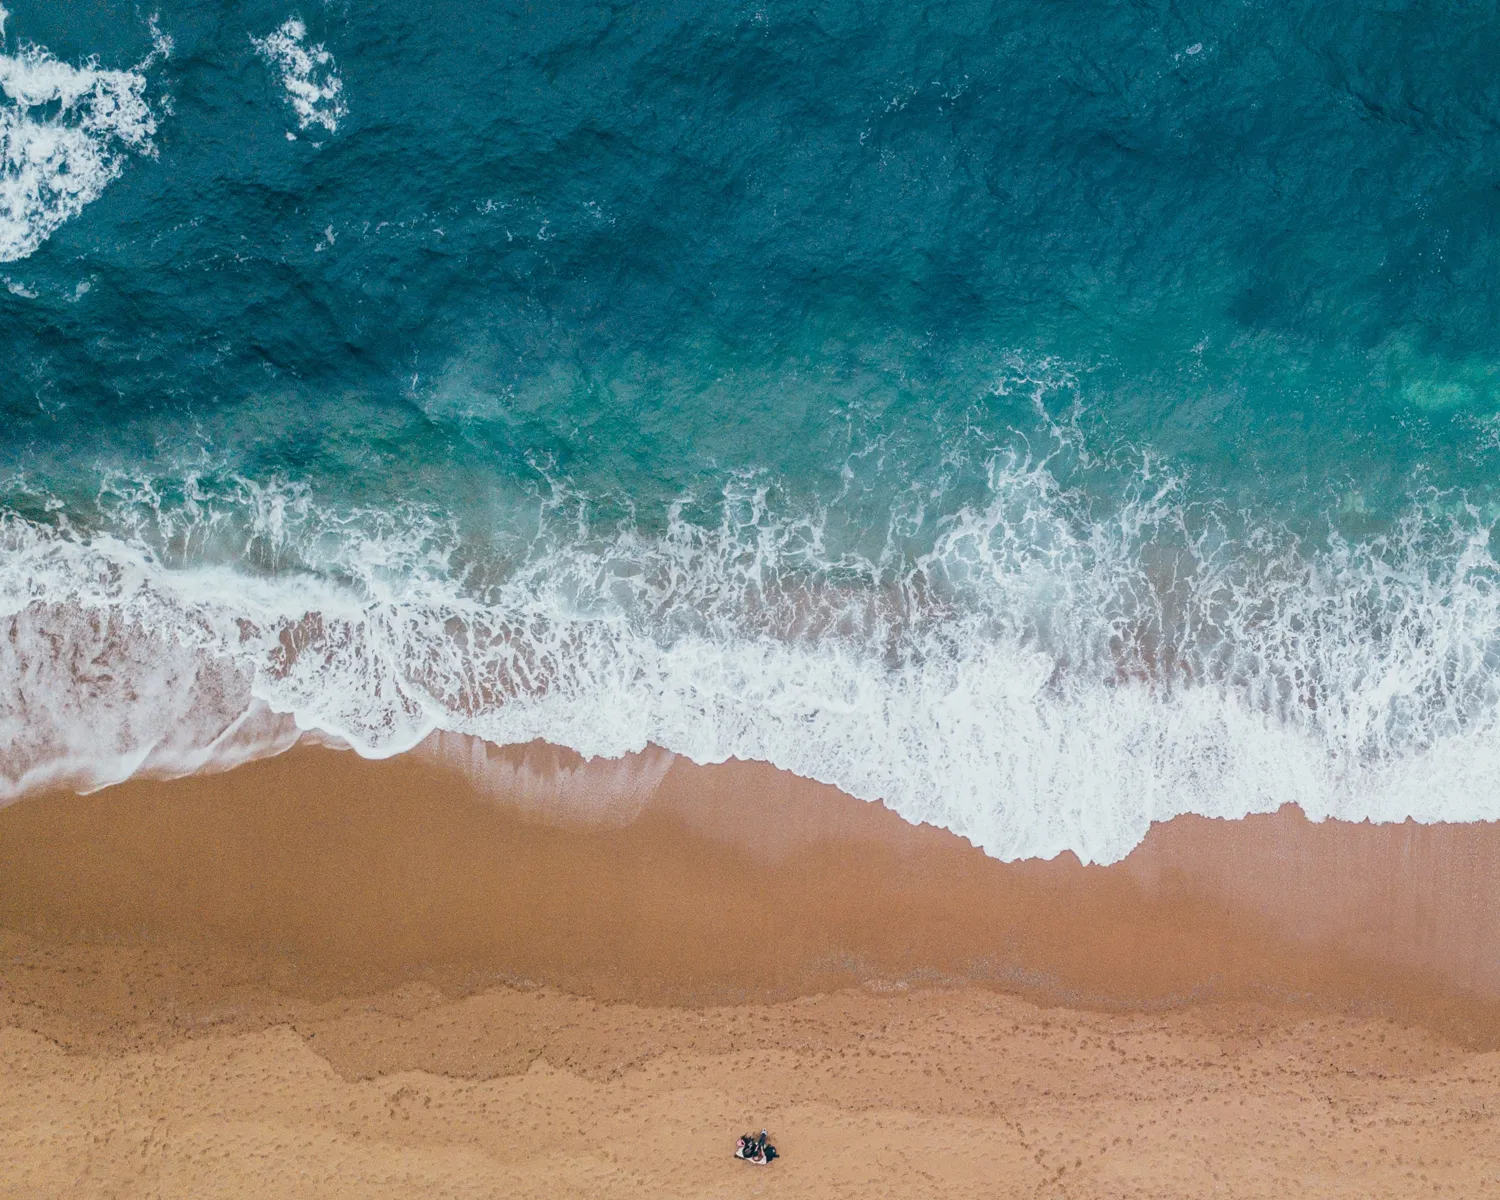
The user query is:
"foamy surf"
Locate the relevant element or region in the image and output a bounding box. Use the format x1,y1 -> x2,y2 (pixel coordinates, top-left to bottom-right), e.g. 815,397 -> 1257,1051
0,10 -> 168,262
251,16 -> 346,135
5,454 -> 1500,864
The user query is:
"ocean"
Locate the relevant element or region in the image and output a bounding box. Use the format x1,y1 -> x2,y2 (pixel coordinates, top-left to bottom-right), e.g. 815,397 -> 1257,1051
5,0 -> 1500,862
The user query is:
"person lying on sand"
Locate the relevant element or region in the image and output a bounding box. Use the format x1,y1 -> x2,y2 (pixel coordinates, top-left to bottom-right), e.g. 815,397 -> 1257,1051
735,1130 -> 778,1164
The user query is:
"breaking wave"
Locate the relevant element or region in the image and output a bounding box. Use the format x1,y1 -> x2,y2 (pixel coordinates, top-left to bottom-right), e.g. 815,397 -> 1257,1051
5,451 -> 1500,864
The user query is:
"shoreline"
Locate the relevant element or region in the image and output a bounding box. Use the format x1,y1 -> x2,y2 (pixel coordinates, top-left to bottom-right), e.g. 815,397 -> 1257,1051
3,736 -> 1500,1039
5,739 -> 1500,1195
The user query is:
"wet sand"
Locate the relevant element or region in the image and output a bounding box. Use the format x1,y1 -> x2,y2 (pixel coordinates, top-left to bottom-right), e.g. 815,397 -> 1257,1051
2,738 -> 1499,1196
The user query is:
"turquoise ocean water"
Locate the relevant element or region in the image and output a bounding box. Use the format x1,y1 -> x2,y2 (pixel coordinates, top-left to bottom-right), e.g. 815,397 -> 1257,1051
6,0 -> 1500,860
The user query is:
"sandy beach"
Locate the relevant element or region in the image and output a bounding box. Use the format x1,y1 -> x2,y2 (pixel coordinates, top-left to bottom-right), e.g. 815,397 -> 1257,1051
0,739 -> 1498,1196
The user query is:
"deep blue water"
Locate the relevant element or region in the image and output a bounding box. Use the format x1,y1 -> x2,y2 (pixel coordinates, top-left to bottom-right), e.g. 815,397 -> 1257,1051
5,0 -> 1500,860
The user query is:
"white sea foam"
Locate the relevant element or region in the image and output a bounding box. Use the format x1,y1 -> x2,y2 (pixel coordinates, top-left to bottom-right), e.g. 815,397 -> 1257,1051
0,21 -> 165,262
4,462 -> 1500,862
251,17 -> 345,134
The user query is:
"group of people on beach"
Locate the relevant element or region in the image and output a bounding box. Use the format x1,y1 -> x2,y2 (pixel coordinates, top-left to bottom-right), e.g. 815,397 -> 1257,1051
735,1130 -> 778,1165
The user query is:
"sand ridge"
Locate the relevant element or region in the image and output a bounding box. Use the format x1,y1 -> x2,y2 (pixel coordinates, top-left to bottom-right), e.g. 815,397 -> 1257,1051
3,955 -> 1497,1198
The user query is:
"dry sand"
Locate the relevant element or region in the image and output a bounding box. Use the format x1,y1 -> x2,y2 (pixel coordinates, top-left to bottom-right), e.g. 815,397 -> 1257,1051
2,739 -> 1499,1196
